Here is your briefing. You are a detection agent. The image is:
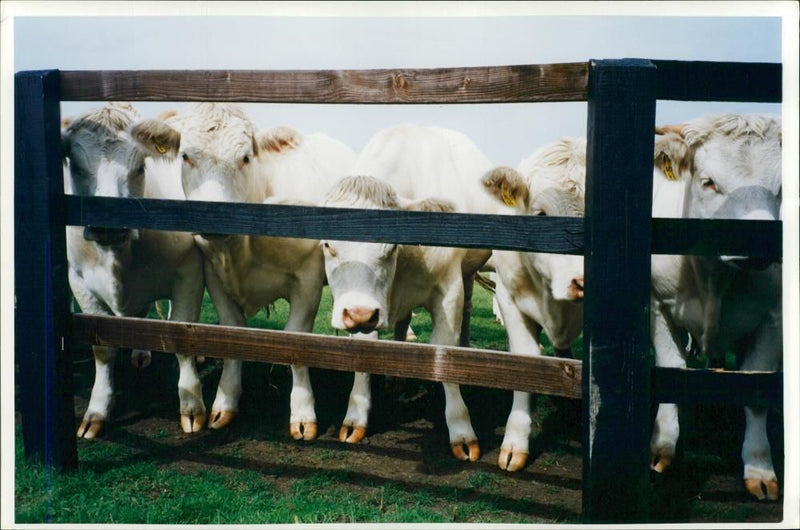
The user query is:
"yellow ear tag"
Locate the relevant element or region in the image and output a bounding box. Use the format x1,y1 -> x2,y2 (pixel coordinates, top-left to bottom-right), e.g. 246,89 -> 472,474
501,185 -> 517,207
155,143 -> 167,154
663,156 -> 677,180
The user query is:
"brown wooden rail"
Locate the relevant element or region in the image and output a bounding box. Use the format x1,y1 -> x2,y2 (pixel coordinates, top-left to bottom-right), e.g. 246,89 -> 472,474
71,314 -> 583,399
60,63 -> 589,103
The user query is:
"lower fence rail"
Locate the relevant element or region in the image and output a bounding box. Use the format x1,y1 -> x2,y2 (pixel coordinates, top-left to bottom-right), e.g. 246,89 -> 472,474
70,313 -> 782,407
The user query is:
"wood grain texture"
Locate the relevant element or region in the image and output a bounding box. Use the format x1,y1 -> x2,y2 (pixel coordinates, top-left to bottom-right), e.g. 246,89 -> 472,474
652,367 -> 782,408
64,195 -> 585,254
63,195 -> 783,258
71,314 -> 583,399
652,60 -> 781,103
59,63 -> 589,103
581,59 -> 657,523
15,70 -> 78,470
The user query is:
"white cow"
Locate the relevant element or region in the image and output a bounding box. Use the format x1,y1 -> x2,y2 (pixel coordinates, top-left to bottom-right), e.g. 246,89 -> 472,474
479,138 -> 587,471
650,114 -> 782,501
484,114 -> 783,501
132,103 -> 356,439
322,175 -> 489,460
320,124 -> 496,459
354,124 -> 501,347
63,103 -> 205,437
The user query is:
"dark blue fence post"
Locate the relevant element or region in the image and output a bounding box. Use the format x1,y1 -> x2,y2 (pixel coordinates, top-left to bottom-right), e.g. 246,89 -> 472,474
15,70 -> 77,470
581,59 -> 656,522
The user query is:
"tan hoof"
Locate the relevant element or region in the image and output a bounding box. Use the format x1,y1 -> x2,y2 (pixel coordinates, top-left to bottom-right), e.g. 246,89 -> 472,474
77,419 -> 104,439
290,421 -> 318,441
208,410 -> 236,430
498,448 -> 528,471
180,413 -> 206,433
745,478 -> 780,501
339,425 -> 367,444
651,455 -> 672,473
451,440 -> 481,462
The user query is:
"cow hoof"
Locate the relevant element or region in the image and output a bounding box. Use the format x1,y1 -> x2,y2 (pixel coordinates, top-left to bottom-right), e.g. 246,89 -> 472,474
651,454 -> 672,473
77,419 -> 103,439
498,447 -> 528,471
745,478 -> 780,501
180,413 -> 206,433
339,425 -> 367,444
290,421 -> 317,441
451,440 -> 481,462
208,410 -> 236,430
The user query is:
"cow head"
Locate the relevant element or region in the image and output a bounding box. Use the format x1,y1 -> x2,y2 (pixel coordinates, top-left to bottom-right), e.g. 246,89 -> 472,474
655,114 -> 782,267
62,103 -> 145,246
481,138 -> 587,302
131,103 -> 297,205
321,176 -> 408,334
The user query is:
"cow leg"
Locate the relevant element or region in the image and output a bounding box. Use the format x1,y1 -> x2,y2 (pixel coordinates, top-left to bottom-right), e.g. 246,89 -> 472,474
459,273 -> 475,347
430,279 -> 479,461
650,301 -> 686,473
285,280 -> 324,441
170,251 -> 206,433
70,271 -> 117,439
740,320 -> 781,501
494,282 -> 542,471
77,345 -> 117,439
340,331 -> 378,444
204,262 -> 245,430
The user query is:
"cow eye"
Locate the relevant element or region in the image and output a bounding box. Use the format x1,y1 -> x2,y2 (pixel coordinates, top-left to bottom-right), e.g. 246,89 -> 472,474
535,210 -> 547,217
182,153 -> 190,163
700,178 -> 717,192
242,155 -> 250,165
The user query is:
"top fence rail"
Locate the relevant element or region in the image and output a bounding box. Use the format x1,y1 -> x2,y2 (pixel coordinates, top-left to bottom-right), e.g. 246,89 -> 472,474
58,60 -> 781,104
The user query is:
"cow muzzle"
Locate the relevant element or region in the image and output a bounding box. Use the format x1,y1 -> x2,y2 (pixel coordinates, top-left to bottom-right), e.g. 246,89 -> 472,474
342,307 -> 381,334
567,276 -> 585,301
83,226 -> 131,246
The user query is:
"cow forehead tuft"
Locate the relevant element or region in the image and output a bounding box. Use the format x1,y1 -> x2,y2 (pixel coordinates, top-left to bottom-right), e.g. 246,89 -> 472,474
682,113 -> 781,147
66,103 -> 140,139
324,175 -> 400,209
518,137 -> 587,196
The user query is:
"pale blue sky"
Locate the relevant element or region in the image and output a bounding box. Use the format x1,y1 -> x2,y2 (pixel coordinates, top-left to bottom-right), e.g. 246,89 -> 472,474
12,13 -> 784,166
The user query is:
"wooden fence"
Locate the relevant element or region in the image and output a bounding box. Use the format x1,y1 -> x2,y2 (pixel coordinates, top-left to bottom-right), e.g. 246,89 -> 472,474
14,59 -> 782,523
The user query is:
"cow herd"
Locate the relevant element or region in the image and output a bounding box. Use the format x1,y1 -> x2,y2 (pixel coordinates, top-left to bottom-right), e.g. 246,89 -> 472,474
61,102 -> 782,501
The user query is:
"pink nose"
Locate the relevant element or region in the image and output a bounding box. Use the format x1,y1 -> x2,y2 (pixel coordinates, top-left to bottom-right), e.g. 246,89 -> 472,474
568,276 -> 585,300
342,307 -> 380,332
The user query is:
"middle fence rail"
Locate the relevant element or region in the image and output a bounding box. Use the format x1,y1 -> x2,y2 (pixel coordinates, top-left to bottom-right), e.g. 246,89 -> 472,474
15,58 -> 783,523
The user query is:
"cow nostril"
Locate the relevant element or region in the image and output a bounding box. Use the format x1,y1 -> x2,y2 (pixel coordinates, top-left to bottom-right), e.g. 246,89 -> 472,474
342,307 -> 380,331
571,276 -> 585,300
368,309 -> 380,327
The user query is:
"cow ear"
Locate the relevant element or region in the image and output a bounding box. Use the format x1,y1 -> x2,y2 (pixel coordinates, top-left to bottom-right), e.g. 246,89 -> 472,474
255,125 -> 303,156
130,119 -> 181,158
481,166 -> 530,209
156,109 -> 179,121
655,124 -> 685,137
654,133 -> 692,181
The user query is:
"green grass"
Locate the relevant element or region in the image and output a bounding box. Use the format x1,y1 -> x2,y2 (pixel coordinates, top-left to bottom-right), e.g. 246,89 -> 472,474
18,283 -> 580,524
18,282 -> 769,524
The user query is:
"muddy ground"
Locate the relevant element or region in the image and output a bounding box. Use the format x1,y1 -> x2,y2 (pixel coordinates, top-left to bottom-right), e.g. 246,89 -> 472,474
64,349 -> 784,524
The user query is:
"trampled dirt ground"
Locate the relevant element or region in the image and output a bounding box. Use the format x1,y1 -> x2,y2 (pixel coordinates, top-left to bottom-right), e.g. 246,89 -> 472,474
66,350 -> 785,525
